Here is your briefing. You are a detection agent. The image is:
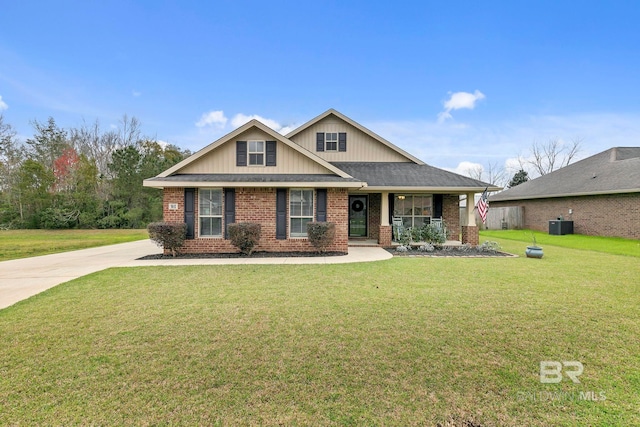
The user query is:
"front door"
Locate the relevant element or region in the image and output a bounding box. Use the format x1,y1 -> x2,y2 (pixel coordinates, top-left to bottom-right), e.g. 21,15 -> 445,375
348,195 -> 368,237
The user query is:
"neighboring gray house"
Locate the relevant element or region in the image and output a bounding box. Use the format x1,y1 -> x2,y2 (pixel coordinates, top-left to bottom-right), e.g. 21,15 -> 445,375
490,147 -> 640,239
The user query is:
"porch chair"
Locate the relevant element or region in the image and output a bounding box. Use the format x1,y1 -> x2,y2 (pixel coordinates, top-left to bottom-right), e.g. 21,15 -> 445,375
392,217 -> 404,241
431,217 -> 447,237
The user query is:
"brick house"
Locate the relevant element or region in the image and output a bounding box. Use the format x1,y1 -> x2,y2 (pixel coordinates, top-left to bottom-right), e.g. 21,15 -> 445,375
489,147 -> 640,239
144,109 -> 498,253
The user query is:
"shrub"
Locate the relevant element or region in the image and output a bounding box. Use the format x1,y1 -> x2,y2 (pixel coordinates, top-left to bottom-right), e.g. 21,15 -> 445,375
478,241 -> 501,253
147,222 -> 187,257
398,228 -> 413,246
228,222 -> 261,255
306,222 -> 336,253
418,243 -> 435,252
420,223 -> 447,244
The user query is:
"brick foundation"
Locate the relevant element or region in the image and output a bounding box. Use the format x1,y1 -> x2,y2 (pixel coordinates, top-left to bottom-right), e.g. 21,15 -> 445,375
378,225 -> 392,247
461,225 -> 479,245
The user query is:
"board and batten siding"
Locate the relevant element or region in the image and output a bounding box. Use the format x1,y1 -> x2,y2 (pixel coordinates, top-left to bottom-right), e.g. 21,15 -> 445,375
178,129 -> 332,174
289,115 -> 411,162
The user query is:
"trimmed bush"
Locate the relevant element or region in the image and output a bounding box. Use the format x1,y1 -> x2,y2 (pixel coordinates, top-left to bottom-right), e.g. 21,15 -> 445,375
228,222 -> 261,255
420,223 -> 447,245
307,222 -> 336,253
147,222 -> 187,257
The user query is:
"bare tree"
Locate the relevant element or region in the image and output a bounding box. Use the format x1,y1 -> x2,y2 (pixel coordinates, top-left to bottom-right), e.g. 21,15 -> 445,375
117,114 -> 141,147
465,161 -> 507,187
485,161 -> 507,187
529,137 -> 582,176
465,164 -> 484,181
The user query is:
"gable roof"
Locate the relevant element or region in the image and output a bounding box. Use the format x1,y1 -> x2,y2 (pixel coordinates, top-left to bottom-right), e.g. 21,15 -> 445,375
490,147 -> 640,202
157,119 -> 352,179
286,109 -> 426,165
333,162 -> 500,192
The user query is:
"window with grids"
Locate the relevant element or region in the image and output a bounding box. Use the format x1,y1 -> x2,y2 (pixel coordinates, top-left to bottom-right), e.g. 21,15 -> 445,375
248,141 -> 265,165
325,133 -> 338,151
199,189 -> 223,237
289,189 -> 314,237
394,194 -> 432,228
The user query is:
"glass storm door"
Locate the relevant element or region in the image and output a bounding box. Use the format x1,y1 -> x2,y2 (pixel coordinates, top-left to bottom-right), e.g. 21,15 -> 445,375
349,195 -> 368,237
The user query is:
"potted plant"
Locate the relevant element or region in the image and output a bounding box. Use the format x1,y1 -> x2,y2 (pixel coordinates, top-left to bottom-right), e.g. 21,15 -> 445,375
525,232 -> 543,258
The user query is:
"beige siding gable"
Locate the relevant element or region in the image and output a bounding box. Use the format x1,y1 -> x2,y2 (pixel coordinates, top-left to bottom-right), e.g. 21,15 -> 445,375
177,128 -> 334,175
289,113 -> 416,163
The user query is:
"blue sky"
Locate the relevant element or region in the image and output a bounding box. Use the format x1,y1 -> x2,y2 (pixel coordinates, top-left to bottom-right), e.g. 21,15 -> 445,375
2,1 -> 640,182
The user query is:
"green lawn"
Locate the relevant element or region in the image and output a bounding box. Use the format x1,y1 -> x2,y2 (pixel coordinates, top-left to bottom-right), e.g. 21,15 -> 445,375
0,229 -> 149,261
0,237 -> 638,425
481,229 -> 640,258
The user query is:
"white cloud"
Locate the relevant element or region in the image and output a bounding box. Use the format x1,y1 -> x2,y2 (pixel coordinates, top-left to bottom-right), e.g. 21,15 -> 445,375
231,113 -> 281,130
438,90 -> 485,122
132,90 -> 141,97
230,113 -> 296,135
0,95 -> 8,111
196,110 -> 228,128
447,161 -> 484,177
278,125 -> 296,135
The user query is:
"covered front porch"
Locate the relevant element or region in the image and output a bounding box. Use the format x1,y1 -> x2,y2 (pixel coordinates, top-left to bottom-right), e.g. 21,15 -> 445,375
346,191 -> 481,248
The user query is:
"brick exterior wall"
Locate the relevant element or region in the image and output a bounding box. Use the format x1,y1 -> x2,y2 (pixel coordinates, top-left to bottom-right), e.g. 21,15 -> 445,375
379,225 -> 392,247
461,226 -> 479,245
491,192 -> 640,239
162,187 -> 349,253
442,194 -> 461,241
368,193 -> 381,241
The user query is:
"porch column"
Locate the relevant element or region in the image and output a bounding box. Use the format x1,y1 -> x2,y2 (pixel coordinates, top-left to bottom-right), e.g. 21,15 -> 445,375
380,192 -> 389,225
466,192 -> 476,226
378,192 -> 392,246
462,192 -> 479,245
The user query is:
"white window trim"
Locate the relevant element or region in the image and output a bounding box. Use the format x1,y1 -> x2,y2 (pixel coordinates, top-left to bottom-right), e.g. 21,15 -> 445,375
198,188 -> 223,238
248,140 -> 265,166
325,132 -> 338,151
289,189 -> 314,238
395,194 -> 433,228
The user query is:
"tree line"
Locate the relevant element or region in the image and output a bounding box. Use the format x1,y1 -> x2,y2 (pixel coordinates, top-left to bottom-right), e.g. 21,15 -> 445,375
0,114 -> 190,229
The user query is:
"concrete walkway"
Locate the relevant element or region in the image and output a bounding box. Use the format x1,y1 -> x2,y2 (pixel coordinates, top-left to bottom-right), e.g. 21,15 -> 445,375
0,240 -> 392,310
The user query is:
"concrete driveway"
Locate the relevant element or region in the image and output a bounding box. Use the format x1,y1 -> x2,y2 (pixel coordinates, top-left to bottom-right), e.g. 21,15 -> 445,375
0,240 -> 391,310
0,240 -> 161,310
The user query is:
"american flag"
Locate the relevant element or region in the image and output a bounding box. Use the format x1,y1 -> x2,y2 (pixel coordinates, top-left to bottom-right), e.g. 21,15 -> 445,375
476,188 -> 489,224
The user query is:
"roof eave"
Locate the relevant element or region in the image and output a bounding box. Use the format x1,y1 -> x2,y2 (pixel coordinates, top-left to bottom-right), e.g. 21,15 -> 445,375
143,179 -> 367,189
362,185 -> 502,193
490,187 -> 640,202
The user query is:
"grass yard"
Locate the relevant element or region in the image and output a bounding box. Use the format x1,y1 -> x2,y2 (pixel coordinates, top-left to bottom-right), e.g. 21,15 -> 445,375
0,229 -> 149,261
0,237 -> 638,425
481,229 -> 640,258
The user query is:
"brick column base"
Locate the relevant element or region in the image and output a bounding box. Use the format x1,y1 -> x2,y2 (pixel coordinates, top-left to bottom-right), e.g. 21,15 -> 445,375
378,225 -> 392,247
461,226 -> 479,245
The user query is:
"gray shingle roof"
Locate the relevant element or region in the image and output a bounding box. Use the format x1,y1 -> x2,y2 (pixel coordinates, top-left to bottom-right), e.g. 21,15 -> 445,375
331,162 -> 495,189
490,147 -> 640,202
145,174 -> 362,183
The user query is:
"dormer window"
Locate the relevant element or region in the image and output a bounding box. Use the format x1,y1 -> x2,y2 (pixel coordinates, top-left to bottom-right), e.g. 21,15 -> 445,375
325,133 -> 338,151
316,132 -> 347,152
248,141 -> 265,166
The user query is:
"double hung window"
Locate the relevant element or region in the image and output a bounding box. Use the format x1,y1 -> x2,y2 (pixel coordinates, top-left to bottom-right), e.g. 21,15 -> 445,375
199,189 -> 223,236
290,189 -> 314,237
248,141 -> 265,166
